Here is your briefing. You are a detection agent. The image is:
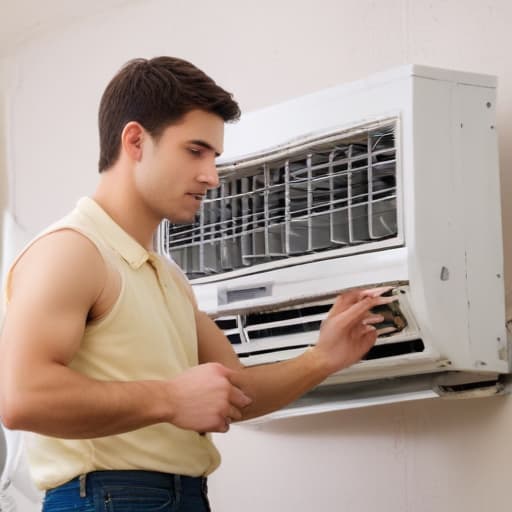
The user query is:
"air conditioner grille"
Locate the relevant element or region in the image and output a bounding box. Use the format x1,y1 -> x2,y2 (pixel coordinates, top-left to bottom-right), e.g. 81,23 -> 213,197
160,119 -> 399,279
245,304 -> 331,326
213,292 -> 420,364
248,320 -> 323,340
234,339 -> 425,361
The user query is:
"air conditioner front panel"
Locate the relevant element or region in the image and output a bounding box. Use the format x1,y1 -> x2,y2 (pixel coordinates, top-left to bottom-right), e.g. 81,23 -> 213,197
193,247 -> 408,315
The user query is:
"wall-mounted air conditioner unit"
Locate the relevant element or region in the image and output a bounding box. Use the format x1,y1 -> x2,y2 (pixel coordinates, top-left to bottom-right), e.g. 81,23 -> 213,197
157,65 -> 510,421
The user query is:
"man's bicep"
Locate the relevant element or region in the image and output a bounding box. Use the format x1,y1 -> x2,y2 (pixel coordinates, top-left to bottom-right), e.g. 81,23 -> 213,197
3,290 -> 86,370
195,310 -> 244,370
1,231 -> 105,369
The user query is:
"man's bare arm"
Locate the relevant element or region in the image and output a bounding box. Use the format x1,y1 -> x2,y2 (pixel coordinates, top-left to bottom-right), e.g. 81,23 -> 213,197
0,230 -> 250,438
196,288 -> 395,421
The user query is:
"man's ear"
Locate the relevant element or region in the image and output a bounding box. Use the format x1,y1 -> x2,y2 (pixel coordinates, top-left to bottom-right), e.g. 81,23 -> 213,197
121,122 -> 145,162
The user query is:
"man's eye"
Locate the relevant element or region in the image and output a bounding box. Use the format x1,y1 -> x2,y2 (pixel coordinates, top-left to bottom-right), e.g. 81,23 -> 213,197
188,148 -> 202,156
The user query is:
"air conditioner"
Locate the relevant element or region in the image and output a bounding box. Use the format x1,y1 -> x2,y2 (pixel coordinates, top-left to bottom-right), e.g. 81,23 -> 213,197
157,65 -> 510,421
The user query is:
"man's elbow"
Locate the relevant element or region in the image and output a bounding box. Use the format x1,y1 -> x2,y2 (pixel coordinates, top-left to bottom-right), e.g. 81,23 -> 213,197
1,409 -> 21,431
0,389 -> 30,431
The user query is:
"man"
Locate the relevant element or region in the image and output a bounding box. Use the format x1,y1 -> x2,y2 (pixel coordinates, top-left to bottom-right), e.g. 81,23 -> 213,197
0,57 -> 394,511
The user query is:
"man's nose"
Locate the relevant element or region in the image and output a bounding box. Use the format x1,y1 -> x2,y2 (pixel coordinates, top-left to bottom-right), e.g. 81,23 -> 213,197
198,162 -> 219,189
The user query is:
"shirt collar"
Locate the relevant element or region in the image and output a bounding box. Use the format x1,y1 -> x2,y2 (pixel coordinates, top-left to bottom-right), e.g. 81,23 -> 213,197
76,197 -> 150,269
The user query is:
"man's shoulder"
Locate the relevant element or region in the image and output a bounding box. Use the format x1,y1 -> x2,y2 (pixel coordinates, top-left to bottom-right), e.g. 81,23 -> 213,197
2,200 -> 109,310
13,197 -> 106,274
7,228 -> 107,303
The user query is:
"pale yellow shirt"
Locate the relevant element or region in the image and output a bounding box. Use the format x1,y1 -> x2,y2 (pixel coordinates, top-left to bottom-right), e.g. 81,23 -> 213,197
3,197 -> 221,490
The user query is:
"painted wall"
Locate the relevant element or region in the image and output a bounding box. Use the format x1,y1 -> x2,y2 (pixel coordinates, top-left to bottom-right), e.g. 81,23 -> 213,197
0,60 -> 9,289
1,1 -> 511,511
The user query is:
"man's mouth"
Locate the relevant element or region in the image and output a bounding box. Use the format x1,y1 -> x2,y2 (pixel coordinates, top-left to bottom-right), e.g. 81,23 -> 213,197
188,193 -> 205,201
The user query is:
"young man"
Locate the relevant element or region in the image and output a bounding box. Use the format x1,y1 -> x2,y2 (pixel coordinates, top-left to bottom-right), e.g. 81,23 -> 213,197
0,57 -> 394,511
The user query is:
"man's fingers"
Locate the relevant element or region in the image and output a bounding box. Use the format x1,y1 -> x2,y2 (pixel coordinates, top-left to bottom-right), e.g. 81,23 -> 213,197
228,383 -> 252,409
360,286 -> 395,298
362,314 -> 385,325
376,295 -> 399,305
327,289 -> 361,317
227,405 -> 243,422
211,364 -> 252,406
351,322 -> 378,348
328,286 -> 397,318
376,326 -> 398,336
341,295 -> 399,328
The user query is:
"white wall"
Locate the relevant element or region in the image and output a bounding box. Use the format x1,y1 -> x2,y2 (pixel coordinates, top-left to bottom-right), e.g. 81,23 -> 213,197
0,59 -> 9,288
1,1 -> 511,511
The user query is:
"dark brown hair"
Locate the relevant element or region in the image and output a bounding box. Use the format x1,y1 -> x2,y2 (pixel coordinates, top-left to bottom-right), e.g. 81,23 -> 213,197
98,56 -> 241,172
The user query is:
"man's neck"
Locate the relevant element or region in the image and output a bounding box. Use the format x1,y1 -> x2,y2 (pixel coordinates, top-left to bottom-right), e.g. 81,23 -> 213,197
93,170 -> 160,251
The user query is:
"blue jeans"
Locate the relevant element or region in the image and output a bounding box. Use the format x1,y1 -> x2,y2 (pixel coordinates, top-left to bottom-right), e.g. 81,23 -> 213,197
41,470 -> 211,512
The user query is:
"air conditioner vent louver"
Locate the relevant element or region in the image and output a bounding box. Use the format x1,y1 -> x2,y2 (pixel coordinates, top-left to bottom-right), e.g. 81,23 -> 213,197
245,304 -> 331,326
213,293 -> 420,366
248,320 -> 323,340
160,119 -> 400,280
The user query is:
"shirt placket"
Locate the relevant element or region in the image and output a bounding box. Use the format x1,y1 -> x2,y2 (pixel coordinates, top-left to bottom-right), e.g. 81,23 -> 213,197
147,254 -> 192,366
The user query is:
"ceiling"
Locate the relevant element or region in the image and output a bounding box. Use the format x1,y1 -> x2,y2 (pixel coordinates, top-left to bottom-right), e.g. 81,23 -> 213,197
0,0 -> 137,57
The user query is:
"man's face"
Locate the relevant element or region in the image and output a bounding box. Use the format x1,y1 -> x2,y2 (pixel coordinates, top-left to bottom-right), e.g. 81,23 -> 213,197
135,109 -> 224,224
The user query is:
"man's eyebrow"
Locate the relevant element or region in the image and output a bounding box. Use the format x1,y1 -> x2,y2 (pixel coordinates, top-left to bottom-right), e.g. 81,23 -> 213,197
189,139 -> 221,157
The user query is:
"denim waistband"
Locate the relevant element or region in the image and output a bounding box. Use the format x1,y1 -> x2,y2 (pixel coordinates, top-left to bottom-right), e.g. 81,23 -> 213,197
48,469 -> 208,498
44,470 -> 211,512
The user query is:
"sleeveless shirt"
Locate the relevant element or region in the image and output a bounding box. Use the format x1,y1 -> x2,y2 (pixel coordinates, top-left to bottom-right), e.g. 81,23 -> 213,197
3,197 -> 221,490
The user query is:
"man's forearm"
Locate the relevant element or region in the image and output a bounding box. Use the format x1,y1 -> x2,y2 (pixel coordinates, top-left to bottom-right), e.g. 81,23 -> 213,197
231,348 -> 332,421
1,363 -> 169,438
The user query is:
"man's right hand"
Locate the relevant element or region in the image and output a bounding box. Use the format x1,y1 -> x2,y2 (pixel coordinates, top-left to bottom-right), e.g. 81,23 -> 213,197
311,287 -> 399,375
165,363 -> 252,433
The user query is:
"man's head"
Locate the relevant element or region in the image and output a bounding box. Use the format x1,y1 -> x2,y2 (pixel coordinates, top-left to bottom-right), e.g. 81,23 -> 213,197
98,56 -> 240,173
